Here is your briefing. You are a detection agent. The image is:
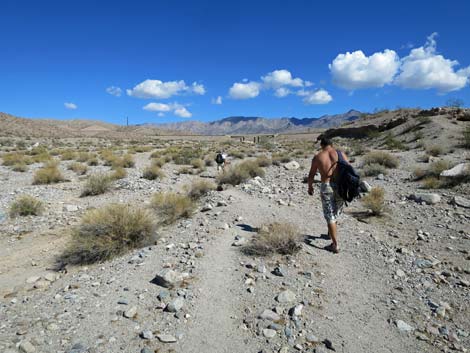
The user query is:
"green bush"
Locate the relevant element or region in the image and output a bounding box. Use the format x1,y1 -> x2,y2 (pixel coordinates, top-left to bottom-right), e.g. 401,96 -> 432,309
142,165 -> 165,180
150,192 -> 195,225
81,173 -> 113,197
60,204 -> 156,264
363,151 -> 399,169
9,195 -> 44,217
33,162 -> 65,184
68,162 -> 88,175
217,160 -> 265,186
362,163 -> 387,177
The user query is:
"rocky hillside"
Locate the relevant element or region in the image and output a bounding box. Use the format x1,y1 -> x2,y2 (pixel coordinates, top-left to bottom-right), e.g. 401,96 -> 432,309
154,110 -> 361,135
0,112 -> 176,139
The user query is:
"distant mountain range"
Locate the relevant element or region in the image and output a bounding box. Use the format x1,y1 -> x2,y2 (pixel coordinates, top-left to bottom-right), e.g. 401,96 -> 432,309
152,110 -> 361,135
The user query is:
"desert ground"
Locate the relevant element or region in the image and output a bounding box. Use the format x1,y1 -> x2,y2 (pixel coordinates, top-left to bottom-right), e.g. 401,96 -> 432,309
0,108 -> 469,353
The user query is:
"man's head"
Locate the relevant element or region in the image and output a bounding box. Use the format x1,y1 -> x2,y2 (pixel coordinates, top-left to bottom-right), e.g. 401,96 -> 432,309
319,137 -> 332,149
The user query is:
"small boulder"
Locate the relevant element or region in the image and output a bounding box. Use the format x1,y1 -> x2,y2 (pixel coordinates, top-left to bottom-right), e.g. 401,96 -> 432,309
276,290 -> 296,303
440,163 -> 470,179
413,193 -> 441,205
152,269 -> 186,288
452,196 -> 470,208
283,161 -> 300,170
166,297 -> 185,313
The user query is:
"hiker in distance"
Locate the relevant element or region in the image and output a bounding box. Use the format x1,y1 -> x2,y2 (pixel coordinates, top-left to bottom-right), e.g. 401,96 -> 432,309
307,137 -> 348,254
215,151 -> 228,172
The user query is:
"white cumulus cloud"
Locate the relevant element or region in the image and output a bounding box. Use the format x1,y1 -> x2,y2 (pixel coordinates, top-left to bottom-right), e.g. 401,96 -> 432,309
211,96 -> 223,104
229,81 -> 261,99
297,89 -> 333,105
64,102 -> 77,110
106,86 -> 122,97
395,33 -> 470,93
261,69 -> 304,88
329,49 -> 400,89
127,79 -> 205,99
143,102 -> 192,118
274,87 -> 291,98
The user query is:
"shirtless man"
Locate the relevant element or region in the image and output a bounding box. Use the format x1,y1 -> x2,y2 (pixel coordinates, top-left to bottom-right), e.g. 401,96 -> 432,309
307,137 -> 348,253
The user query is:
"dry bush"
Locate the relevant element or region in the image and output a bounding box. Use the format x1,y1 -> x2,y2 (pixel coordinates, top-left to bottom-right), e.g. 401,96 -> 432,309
255,155 -> 272,167
150,192 -> 195,225
229,150 -> 245,159
362,163 -> 387,177
363,151 -> 399,169
142,165 -> 165,180
68,162 -> 88,175
204,157 -> 214,167
217,160 -> 265,186
413,167 -> 427,180
422,177 -> 441,189
463,126 -> 470,149
242,222 -> 302,256
9,195 -> 43,217
191,158 -> 204,169
60,204 -> 156,265
186,179 -> 216,200
361,187 -> 385,216
31,152 -> 52,164
81,173 -> 113,196
151,157 -> 166,168
429,160 -> 452,176
272,153 -> 292,166
12,163 -> 28,172
87,157 -> 99,166
177,166 -> 194,175
2,153 -> 27,166
111,167 -> 127,180
33,162 -> 65,184
112,154 -> 135,168
426,145 -> 444,157
60,150 -> 76,160
130,146 -> 152,153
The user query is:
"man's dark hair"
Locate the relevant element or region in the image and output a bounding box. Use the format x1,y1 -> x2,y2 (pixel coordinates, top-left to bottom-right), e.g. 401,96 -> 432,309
320,137 -> 332,147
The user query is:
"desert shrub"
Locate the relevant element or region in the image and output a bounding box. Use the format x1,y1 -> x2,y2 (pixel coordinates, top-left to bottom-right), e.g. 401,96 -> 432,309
350,142 -> 366,156
142,165 -> 165,180
81,173 -> 113,196
61,150 -> 76,160
229,150 -> 245,159
426,145 -> 444,157
362,163 -> 387,177
186,179 -> 216,200
363,151 -> 399,169
413,167 -> 427,180
151,157 -> 166,168
422,177 -> 441,189
177,166 -> 194,175
150,192 -> 195,225
150,150 -> 161,159
33,162 -> 64,184
217,160 -> 265,186
9,195 -> 43,217
242,222 -> 301,256
2,153 -> 27,166
112,154 -> 135,168
191,158 -> 204,169
463,126 -> 470,149
272,153 -> 292,166
361,187 -> 385,216
384,134 -> 407,150
429,160 -> 452,176
60,204 -> 156,264
130,145 -> 152,153
204,157 -> 214,167
255,155 -> 272,167
87,157 -> 99,166
111,167 -> 127,180
30,152 -> 52,164
68,162 -> 88,175
100,150 -> 116,165
172,147 -> 203,165
12,163 -> 28,172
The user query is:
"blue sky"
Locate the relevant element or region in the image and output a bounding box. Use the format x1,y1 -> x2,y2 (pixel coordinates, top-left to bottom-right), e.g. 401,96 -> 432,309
1,0 -> 469,125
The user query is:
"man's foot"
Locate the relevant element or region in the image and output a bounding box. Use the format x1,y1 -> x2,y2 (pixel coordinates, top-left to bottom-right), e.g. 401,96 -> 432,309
324,243 -> 339,254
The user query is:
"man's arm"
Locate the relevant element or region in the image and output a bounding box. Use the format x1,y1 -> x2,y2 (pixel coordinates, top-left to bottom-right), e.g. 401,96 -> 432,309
307,156 -> 318,195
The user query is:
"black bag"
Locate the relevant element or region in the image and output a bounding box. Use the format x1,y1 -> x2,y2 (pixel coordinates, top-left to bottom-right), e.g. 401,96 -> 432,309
215,153 -> 224,164
335,150 -> 361,203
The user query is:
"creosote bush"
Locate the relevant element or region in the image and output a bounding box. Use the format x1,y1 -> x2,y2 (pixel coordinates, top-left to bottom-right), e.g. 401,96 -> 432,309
68,162 -> 88,175
361,187 -> 385,216
60,204 -> 156,265
33,162 -> 65,185
81,173 -> 113,197
186,179 -> 216,200
12,163 -> 28,172
363,151 -> 399,169
9,195 -> 44,217
150,192 -> 195,225
142,165 -> 165,180
111,167 -> 127,180
422,176 -> 441,189
242,222 -> 302,256
190,158 -> 204,169
426,145 -> 444,157
217,160 -> 265,186
362,163 -> 387,177
255,155 -> 272,167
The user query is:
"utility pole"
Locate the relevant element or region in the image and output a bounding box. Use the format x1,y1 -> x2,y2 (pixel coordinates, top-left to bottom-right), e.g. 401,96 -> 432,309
126,116 -> 129,127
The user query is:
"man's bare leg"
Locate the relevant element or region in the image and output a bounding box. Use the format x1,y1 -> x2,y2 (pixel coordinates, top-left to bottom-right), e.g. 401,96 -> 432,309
326,222 -> 339,253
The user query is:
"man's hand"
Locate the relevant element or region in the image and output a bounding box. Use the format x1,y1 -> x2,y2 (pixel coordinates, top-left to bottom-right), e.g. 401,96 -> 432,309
308,185 -> 314,196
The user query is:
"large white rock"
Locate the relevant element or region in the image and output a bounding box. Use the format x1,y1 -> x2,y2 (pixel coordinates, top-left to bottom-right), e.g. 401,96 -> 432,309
440,163 -> 470,178
283,161 -> 300,170
152,269 -> 187,288
413,193 -> 441,205
453,196 -> 470,208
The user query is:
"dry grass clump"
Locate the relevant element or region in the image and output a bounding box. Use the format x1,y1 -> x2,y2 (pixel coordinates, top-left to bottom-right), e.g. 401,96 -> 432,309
9,195 -> 44,217
255,155 -> 272,167
111,167 -> 127,180
361,163 -> 387,177
60,204 -> 156,265
150,192 -> 196,225
60,150 -> 76,160
151,157 -> 166,168
361,187 -> 385,216
81,173 -> 113,196
68,162 -> 88,175
363,151 -> 399,169
33,162 -> 65,185
242,222 -> 302,256
413,160 -> 452,180
217,160 -> 265,186
229,149 -> 245,159
2,152 -> 29,166
186,179 -> 216,200
422,176 -> 441,189
426,145 -> 444,157
177,166 -> 194,175
204,157 -> 214,167
191,158 -> 204,169
272,153 -> 292,166
12,163 -> 28,172
112,154 -> 135,169
142,165 -> 165,180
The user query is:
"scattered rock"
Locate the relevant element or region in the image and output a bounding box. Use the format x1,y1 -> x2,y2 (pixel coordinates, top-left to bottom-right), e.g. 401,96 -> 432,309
263,328 -> 277,338
259,309 -> 281,321
396,320 -> 414,332
452,196 -> 470,208
283,161 -> 300,170
276,290 -> 296,303
412,193 -> 441,205
156,334 -> 177,343
152,269 -> 186,288
123,306 -> 137,318
166,297 -> 185,313
19,340 -> 36,353
140,330 -> 153,339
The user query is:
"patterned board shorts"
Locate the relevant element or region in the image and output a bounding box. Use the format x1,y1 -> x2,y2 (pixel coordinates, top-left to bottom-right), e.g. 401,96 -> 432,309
320,182 -> 344,224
